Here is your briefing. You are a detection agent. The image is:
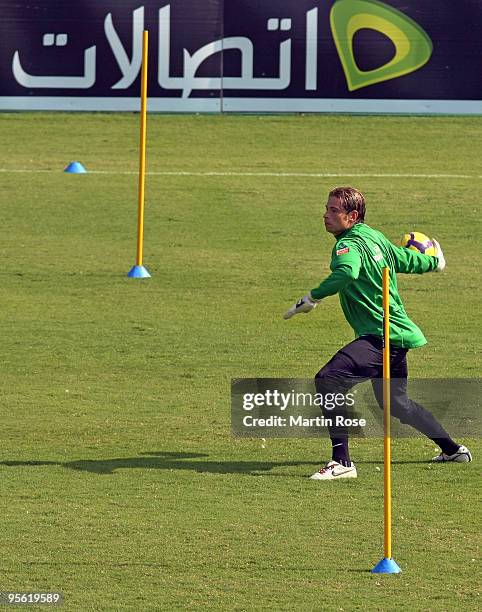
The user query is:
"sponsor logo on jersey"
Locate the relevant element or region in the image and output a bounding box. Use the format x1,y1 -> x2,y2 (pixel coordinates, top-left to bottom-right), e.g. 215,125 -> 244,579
372,244 -> 383,261
336,245 -> 350,255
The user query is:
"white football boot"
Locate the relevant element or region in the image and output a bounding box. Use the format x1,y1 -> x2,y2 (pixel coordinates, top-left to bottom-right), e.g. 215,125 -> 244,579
310,460 -> 357,480
432,445 -> 472,463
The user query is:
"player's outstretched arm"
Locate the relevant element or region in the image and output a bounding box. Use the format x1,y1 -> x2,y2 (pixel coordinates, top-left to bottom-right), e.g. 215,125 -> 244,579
284,242 -> 360,320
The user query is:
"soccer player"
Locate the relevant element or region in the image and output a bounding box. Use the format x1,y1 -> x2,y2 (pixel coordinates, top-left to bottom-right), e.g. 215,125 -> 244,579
284,187 -> 472,480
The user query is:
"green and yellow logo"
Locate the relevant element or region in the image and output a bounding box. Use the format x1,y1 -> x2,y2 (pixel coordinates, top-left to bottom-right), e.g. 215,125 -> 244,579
330,0 -> 433,91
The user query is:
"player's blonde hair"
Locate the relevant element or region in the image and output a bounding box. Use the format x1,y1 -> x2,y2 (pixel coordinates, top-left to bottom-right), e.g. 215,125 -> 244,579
329,187 -> 366,223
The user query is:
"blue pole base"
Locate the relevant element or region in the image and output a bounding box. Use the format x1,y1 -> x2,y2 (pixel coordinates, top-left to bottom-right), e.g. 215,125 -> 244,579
127,265 -> 151,278
371,558 -> 402,574
64,161 -> 87,173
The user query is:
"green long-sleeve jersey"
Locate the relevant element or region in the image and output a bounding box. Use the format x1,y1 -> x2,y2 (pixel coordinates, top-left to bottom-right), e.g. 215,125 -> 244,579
310,223 -> 438,348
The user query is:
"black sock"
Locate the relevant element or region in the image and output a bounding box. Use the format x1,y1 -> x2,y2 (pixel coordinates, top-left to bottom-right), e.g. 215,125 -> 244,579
433,438 -> 460,456
331,439 -> 351,466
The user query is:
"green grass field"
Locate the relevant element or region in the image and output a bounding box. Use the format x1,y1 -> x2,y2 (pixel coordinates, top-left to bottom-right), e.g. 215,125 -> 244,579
0,113 -> 481,610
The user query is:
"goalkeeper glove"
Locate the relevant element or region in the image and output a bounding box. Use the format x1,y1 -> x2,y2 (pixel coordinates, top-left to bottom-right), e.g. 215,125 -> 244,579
283,294 -> 318,320
432,239 -> 446,272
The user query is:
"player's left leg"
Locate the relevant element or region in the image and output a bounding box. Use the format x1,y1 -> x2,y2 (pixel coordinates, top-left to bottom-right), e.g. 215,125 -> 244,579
371,349 -> 472,462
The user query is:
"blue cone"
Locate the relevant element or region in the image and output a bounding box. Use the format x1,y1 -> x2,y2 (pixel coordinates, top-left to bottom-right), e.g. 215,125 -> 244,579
127,265 -> 151,278
64,161 -> 87,173
371,558 -> 402,574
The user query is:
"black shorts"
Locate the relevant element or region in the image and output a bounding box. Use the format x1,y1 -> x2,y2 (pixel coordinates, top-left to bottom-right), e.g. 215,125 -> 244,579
318,335 -> 409,382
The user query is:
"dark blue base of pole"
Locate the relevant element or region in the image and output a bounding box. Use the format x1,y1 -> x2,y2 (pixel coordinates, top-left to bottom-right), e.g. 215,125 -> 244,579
371,558 -> 401,574
127,265 -> 151,278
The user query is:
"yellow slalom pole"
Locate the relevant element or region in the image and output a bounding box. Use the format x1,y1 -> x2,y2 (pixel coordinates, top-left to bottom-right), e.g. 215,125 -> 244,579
128,30 -> 151,278
371,267 -> 400,573
136,30 -> 148,266
382,266 -> 392,560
